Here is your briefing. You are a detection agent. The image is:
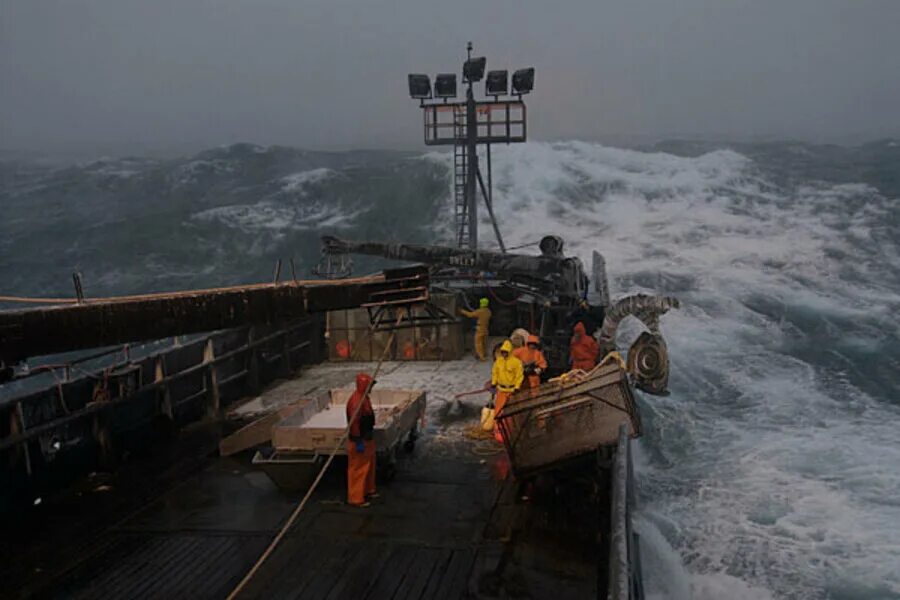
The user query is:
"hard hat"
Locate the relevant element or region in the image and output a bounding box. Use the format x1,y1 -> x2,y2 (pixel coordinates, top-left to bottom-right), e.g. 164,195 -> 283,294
479,297 -> 489,308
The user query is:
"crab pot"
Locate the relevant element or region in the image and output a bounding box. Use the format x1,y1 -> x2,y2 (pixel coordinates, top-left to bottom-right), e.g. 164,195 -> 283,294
496,363 -> 641,478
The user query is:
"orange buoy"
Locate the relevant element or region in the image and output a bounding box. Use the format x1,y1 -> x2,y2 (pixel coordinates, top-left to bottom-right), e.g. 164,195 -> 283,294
336,339 -> 352,359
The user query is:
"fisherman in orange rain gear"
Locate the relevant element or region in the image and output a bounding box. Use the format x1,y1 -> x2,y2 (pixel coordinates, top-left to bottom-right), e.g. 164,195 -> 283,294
345,373 -> 378,507
513,334 -> 548,389
569,321 -> 600,371
491,340 -> 524,443
459,298 -> 492,361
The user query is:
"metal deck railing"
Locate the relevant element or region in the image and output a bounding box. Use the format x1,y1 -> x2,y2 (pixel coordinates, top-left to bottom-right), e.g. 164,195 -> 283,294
607,423 -> 645,600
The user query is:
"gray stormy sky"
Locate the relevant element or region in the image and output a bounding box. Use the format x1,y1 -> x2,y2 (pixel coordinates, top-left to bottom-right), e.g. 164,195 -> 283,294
2,0 -> 899,155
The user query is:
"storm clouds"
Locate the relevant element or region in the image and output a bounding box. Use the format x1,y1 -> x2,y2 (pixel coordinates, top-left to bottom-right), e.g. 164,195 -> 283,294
2,0 -> 898,155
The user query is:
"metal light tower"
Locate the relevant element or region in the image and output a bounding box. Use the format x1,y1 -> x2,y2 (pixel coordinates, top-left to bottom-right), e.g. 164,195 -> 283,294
408,43 -> 534,251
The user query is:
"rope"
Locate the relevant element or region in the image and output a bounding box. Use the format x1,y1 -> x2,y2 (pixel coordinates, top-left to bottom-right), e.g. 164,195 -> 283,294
478,275 -> 520,307
225,309 -> 406,600
0,295 -> 82,305
466,424 -> 504,456
505,240 -> 541,252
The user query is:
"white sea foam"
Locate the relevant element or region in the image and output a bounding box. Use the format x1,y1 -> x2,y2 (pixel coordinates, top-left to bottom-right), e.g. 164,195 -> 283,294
281,167 -> 334,192
191,168 -> 353,235
170,158 -> 236,186
427,141 -> 900,597
193,201 -> 359,234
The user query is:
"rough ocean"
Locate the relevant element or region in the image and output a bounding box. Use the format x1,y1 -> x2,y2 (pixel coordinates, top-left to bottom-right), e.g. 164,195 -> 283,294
1,139 -> 899,599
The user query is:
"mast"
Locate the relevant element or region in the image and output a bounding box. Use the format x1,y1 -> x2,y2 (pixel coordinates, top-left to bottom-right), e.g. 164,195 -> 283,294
465,42 -> 479,250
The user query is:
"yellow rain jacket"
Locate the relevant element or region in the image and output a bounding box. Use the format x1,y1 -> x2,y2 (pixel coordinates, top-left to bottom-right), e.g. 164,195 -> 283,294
491,340 -> 524,393
459,306 -> 491,336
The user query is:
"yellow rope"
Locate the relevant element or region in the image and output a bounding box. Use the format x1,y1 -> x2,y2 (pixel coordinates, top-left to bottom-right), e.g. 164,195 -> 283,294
465,424 -> 495,440
465,424 -> 504,455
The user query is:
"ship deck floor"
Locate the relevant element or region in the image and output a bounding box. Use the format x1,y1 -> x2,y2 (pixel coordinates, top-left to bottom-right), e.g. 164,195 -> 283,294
8,360 -> 601,600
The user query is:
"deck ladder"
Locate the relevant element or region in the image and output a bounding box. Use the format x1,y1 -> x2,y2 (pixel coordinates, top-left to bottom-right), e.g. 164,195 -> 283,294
453,106 -> 469,248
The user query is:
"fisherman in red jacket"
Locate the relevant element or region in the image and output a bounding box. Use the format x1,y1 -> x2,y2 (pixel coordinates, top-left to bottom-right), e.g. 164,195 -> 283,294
346,372 -> 378,507
569,321 -> 600,371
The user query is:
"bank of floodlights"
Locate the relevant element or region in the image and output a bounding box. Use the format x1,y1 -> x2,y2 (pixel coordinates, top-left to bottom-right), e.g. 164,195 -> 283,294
407,47 -> 533,102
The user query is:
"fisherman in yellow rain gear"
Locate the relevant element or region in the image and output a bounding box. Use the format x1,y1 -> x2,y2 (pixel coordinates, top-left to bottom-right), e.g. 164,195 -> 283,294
459,298 -> 491,361
490,340 -> 524,443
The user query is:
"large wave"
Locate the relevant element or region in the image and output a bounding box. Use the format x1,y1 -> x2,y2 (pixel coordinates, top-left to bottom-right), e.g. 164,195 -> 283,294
427,141 -> 900,599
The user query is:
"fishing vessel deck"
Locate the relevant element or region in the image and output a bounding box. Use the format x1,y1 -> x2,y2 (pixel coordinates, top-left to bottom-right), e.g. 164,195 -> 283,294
6,360 -> 603,599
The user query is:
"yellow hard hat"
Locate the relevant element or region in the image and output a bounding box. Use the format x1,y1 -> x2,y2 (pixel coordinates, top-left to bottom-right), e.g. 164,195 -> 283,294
479,298 -> 489,308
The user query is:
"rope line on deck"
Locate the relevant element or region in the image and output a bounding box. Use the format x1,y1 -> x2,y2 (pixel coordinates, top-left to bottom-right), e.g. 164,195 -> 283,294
225,309 -> 406,600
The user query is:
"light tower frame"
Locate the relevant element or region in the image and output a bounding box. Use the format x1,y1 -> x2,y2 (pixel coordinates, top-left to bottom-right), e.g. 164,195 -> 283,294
408,43 -> 533,252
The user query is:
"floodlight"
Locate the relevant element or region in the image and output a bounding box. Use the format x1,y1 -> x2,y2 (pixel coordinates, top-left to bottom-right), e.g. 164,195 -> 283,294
408,74 -> 432,99
512,68 -> 535,95
485,70 -> 508,96
434,73 -> 457,99
463,57 -> 487,83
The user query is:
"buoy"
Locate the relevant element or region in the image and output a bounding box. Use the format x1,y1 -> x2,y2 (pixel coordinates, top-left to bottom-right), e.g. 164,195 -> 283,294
335,339 -> 352,359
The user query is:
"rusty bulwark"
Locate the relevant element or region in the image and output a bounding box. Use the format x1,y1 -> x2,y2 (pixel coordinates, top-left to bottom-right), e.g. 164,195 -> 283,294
0,267 -> 429,362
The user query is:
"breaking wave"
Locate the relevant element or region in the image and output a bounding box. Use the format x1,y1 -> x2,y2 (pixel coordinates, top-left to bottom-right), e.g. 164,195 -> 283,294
192,167 -> 356,234
427,141 -> 900,599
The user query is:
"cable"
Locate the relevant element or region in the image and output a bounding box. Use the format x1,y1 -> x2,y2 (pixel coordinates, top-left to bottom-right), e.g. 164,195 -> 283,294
478,274 -> 520,307
504,241 -> 540,252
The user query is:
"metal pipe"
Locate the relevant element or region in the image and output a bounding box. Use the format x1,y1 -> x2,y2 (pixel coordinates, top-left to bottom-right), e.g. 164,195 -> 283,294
466,87 -> 478,249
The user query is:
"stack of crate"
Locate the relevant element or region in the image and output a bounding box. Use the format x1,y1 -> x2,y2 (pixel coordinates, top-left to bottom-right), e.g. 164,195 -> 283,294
326,293 -> 463,361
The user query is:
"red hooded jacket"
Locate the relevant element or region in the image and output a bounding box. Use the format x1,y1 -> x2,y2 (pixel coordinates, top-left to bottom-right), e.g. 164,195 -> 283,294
569,322 -> 599,371
346,373 -> 375,441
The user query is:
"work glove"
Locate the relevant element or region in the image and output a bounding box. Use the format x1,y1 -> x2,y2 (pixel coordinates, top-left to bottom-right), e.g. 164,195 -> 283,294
354,440 -> 365,453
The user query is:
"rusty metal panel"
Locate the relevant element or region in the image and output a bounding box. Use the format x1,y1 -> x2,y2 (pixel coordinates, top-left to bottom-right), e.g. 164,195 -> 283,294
0,269 -> 425,363
0,284 -> 308,363
325,292 -> 463,362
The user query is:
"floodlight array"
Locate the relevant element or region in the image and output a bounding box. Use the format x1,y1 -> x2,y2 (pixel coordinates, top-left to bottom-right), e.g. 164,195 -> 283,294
407,47 -> 533,102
